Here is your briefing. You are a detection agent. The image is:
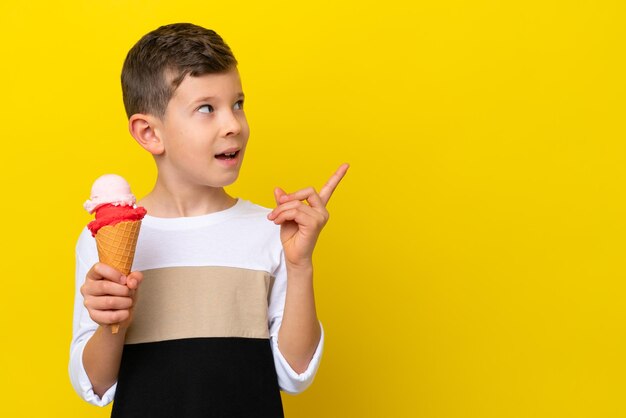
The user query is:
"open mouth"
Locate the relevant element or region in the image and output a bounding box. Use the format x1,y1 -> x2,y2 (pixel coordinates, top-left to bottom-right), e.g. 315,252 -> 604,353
215,150 -> 240,160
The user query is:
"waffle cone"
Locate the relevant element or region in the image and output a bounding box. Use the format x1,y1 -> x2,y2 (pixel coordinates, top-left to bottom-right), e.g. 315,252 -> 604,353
95,220 -> 142,275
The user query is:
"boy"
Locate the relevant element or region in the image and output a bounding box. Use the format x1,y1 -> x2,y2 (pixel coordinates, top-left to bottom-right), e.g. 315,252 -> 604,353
69,23 -> 348,417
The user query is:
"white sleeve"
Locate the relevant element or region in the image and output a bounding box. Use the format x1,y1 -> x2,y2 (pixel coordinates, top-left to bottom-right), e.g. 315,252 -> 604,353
68,228 -> 116,406
268,248 -> 324,394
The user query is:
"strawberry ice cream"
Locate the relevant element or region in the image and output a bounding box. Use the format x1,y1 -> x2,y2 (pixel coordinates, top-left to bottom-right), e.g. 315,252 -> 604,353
87,204 -> 147,237
84,174 -> 146,236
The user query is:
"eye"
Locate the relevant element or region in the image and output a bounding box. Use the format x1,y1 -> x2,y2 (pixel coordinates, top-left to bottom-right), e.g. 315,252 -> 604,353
233,100 -> 244,110
198,104 -> 214,114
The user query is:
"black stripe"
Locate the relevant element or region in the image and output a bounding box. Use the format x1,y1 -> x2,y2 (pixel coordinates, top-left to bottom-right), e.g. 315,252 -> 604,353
111,338 -> 284,418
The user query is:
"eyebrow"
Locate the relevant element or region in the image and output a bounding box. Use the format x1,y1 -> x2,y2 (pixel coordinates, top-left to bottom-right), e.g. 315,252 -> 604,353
190,92 -> 245,106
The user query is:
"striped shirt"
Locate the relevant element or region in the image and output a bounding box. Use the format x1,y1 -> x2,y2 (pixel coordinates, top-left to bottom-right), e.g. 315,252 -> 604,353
69,199 -> 323,417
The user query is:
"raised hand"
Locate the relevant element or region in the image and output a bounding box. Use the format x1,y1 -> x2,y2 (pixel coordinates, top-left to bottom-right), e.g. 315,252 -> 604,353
267,163 -> 349,268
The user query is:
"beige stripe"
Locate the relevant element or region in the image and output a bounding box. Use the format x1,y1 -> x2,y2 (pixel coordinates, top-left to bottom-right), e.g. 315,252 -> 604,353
125,266 -> 271,344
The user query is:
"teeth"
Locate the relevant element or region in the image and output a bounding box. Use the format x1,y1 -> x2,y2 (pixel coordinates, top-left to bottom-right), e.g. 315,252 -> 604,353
215,150 -> 238,159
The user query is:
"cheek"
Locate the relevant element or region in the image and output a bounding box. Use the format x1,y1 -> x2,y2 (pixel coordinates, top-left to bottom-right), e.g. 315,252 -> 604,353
242,126 -> 250,142
239,117 -> 250,139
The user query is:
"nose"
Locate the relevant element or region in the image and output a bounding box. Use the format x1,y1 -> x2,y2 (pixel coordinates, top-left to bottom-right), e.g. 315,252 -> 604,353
222,110 -> 242,137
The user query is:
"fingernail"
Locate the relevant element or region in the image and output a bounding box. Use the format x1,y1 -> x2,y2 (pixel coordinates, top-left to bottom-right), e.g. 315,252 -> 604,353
120,275 -> 127,285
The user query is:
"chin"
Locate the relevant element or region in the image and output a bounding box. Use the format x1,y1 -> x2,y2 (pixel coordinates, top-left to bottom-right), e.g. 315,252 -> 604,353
215,172 -> 241,188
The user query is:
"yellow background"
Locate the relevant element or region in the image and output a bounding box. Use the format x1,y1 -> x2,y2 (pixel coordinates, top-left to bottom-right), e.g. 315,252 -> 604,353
1,0 -> 625,417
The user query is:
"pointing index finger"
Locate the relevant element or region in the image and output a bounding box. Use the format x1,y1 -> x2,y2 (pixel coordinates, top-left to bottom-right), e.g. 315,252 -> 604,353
319,163 -> 350,205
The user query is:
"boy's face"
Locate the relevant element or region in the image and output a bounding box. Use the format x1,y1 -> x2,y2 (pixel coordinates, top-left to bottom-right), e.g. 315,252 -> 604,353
153,67 -> 249,189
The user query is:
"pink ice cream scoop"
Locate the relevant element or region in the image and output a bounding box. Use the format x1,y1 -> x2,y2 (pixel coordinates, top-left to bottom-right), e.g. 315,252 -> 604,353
84,174 -> 146,237
84,174 -> 137,214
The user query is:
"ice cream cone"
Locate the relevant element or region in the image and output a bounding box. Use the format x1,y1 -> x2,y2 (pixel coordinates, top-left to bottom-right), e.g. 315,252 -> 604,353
95,220 -> 142,333
85,174 -> 147,334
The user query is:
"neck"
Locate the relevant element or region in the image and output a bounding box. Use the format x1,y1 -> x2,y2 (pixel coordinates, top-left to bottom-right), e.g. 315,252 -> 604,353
138,174 -> 237,218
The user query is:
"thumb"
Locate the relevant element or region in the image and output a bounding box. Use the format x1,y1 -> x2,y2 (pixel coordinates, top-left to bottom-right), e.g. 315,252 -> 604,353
126,271 -> 144,290
274,187 -> 286,205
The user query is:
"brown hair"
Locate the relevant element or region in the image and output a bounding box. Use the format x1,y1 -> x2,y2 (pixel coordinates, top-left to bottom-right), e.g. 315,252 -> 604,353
121,23 -> 238,119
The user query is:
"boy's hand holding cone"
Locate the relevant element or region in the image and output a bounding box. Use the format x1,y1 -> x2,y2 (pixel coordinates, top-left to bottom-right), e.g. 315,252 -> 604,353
81,263 -> 144,333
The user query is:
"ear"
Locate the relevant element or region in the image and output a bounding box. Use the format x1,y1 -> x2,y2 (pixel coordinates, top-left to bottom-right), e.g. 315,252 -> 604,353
128,113 -> 165,155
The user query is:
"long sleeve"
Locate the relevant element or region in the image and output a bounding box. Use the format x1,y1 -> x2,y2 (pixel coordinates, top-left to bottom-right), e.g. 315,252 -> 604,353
68,228 -> 116,406
268,248 -> 324,394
